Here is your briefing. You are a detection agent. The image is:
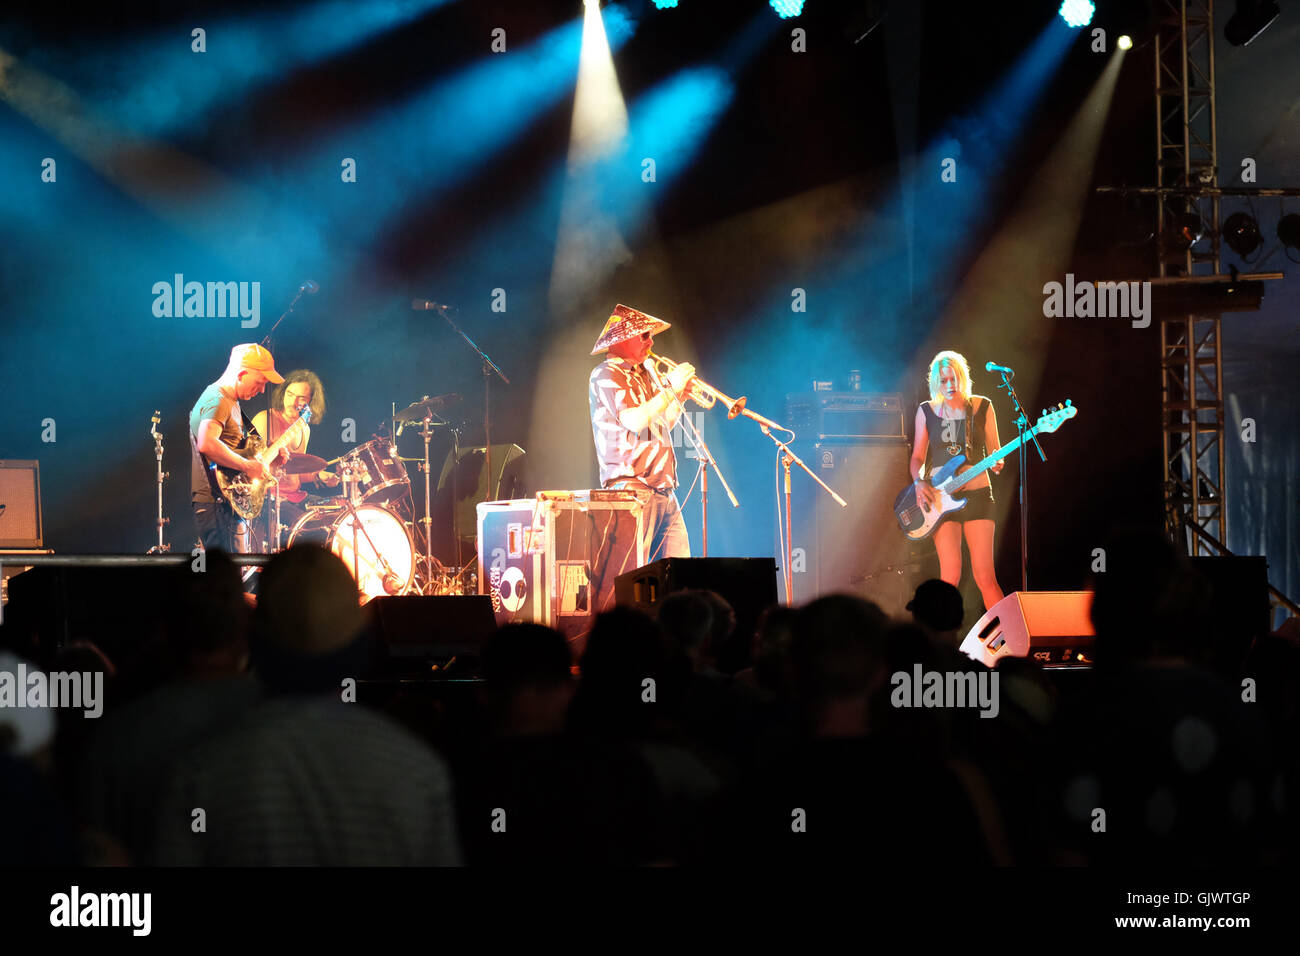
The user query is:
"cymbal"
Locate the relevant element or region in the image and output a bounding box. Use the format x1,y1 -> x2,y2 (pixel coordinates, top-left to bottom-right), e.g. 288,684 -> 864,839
282,453 -> 328,475
394,393 -> 461,423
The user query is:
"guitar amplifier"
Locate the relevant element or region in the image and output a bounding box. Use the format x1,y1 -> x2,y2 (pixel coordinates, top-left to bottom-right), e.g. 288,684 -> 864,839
477,491 -> 645,643
0,460 -> 43,548
785,393 -> 905,442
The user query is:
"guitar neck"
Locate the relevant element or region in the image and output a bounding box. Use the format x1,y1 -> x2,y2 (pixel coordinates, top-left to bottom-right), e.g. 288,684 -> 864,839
948,431 -> 1032,491
259,415 -> 306,464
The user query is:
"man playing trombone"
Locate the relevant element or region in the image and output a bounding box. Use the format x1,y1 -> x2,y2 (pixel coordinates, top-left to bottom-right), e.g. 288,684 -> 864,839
588,303 -> 696,561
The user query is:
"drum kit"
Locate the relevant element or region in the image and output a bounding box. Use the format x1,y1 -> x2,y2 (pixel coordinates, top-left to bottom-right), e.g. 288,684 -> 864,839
274,393 -> 473,602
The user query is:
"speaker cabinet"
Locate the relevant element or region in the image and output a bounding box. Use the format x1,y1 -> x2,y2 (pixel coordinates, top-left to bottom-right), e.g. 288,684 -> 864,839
433,444 -> 527,565
785,440 -> 916,613
366,594 -> 497,676
959,591 -> 1095,669
0,460 -> 43,549
615,557 -> 779,671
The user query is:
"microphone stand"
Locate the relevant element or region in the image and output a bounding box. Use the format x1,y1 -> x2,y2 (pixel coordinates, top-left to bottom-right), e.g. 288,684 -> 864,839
433,306 -> 509,556
994,367 -> 1044,592
258,282 -> 313,553
648,364 -> 739,557
757,425 -> 847,606
147,411 -> 171,553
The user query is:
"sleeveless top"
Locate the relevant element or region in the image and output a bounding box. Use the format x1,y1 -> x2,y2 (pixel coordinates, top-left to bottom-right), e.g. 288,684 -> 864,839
920,397 -> 992,493
265,410 -> 311,503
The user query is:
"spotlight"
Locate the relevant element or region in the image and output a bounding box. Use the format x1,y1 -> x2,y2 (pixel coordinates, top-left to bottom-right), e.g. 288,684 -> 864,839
1058,0 -> 1096,28
1225,0 -> 1280,46
651,0 -> 680,8
770,0 -> 804,17
1278,213 -> 1300,250
1168,211 -> 1205,250
1118,34 -> 1133,49
1222,211 -> 1261,257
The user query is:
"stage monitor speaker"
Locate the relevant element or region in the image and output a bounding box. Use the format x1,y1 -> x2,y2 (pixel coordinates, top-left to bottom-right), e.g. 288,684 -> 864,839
614,557 -> 779,672
785,440 -> 915,613
959,591 -> 1095,669
366,594 -> 497,676
0,550 -> 52,608
3,564 -> 184,671
0,460 -> 43,549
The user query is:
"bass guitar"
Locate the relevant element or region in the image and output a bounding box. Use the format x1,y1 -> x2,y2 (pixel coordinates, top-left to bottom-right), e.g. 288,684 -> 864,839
893,401 -> 1076,540
211,408 -> 313,520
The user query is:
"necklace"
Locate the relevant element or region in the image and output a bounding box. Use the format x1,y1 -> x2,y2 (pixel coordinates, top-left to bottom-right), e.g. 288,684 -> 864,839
939,403 -> 964,457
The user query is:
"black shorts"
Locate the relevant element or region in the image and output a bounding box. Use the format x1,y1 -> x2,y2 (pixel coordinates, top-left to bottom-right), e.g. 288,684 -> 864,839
954,486 -> 995,523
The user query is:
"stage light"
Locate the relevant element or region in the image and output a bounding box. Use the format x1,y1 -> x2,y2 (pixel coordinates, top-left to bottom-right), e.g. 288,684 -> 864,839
1222,212 -> 1261,257
652,0 -> 680,8
1278,213 -> 1300,251
1169,211 -> 1205,250
1225,0 -> 1280,46
1117,34 -> 1133,49
770,0 -> 804,18
1058,0 -> 1095,28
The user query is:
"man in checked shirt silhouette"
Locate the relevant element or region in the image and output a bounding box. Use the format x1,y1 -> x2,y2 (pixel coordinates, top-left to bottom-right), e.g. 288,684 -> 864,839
588,303 -> 697,561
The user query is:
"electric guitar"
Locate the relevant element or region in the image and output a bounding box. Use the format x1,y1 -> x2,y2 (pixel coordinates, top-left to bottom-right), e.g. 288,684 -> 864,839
210,408 -> 313,520
893,401 -> 1077,540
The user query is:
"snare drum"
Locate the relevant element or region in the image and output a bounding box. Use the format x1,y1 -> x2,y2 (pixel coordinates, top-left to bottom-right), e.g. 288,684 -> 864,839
345,438 -> 410,506
286,503 -> 415,603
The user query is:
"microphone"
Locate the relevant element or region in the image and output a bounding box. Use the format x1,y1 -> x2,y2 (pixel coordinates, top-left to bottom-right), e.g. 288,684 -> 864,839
985,361 -> 1015,375
411,299 -> 450,311
300,280 -> 319,294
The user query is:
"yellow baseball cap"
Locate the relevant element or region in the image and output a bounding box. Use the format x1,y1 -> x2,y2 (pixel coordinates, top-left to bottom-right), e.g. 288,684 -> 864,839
229,343 -> 284,383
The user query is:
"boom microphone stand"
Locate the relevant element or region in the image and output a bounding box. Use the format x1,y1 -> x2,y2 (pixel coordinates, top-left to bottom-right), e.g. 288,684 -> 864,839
428,304 -> 509,515
648,364 -> 738,557
757,425 -> 847,605
992,364 -> 1043,592
258,279 -> 317,553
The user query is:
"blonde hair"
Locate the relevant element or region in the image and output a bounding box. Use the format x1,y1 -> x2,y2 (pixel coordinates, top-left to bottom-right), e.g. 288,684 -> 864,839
927,350 -> 972,405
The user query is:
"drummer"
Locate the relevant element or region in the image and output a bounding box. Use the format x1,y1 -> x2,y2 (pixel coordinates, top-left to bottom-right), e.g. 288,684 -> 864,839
251,369 -> 340,542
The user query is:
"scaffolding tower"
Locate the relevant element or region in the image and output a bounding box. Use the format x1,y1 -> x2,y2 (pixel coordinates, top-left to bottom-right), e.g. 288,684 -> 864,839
1155,0 -> 1225,555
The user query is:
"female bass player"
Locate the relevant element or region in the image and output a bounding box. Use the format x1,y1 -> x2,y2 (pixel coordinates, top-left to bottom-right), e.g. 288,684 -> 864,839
908,350 -> 1005,612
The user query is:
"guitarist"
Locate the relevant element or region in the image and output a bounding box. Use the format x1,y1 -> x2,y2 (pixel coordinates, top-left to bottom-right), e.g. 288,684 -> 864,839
908,350 -> 1005,613
189,344 -> 287,553
251,368 -> 340,542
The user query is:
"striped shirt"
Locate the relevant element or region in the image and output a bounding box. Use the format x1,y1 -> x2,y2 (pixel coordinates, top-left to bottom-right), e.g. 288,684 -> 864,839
589,357 -> 677,491
151,696 -> 461,866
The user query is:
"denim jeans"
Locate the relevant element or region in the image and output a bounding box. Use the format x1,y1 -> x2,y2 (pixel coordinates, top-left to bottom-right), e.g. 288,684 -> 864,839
638,489 -> 691,564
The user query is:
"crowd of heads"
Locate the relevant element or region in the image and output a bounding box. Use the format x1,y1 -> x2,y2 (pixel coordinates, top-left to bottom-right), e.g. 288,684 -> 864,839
1,529 -> 1295,866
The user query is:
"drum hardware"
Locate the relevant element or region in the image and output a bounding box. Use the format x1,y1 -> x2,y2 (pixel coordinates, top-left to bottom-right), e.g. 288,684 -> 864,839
414,405 -> 443,595
394,393 -> 460,425
286,500 -> 414,602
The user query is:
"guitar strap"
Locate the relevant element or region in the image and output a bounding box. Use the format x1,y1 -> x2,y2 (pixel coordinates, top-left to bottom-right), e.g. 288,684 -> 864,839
964,398 -> 974,461
241,407 -> 261,443
199,403 -> 259,504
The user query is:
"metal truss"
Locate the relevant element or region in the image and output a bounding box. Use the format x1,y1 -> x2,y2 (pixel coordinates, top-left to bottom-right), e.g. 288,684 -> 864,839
1155,0 -> 1225,556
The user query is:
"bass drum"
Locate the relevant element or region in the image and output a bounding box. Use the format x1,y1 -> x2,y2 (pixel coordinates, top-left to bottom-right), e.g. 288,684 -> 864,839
286,504 -> 415,603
